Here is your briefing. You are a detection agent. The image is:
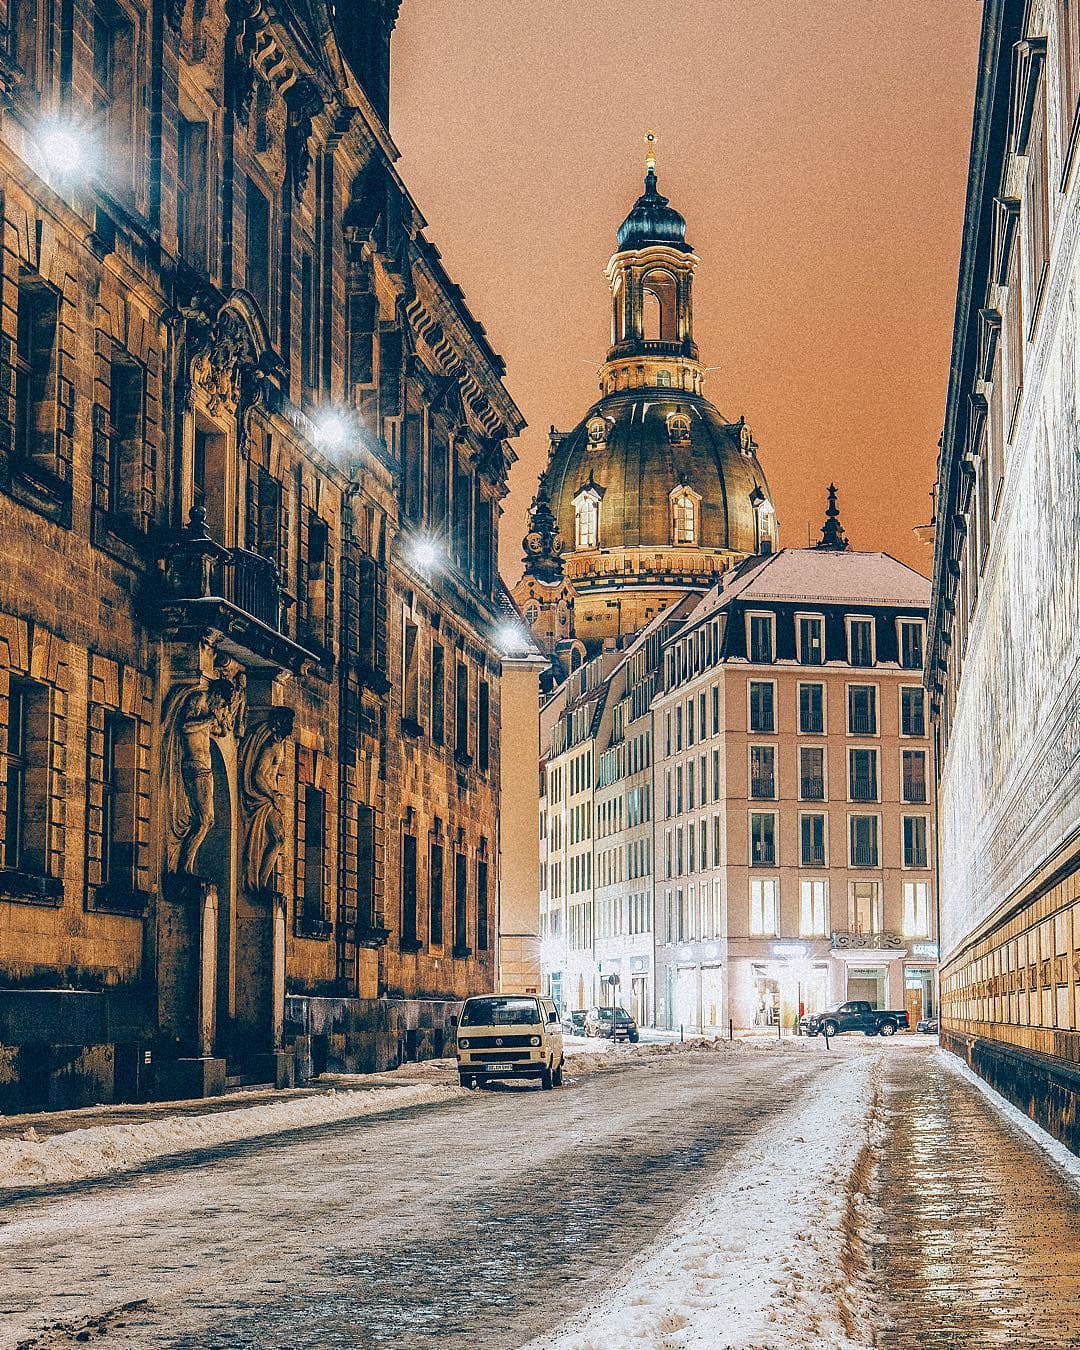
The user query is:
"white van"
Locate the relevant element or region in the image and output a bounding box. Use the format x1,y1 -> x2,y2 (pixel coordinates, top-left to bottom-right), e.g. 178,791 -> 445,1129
454,994 -> 565,1090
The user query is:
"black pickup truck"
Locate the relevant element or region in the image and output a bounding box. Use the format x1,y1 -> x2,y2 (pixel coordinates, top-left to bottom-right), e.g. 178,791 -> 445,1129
804,1001 -> 909,1038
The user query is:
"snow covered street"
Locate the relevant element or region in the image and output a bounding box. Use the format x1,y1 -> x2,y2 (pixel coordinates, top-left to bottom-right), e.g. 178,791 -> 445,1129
1,1039 -> 1076,1349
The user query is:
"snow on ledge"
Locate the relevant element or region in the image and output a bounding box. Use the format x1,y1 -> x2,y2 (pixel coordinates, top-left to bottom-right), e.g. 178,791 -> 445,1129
526,1054 -> 879,1349
0,1083 -> 464,1192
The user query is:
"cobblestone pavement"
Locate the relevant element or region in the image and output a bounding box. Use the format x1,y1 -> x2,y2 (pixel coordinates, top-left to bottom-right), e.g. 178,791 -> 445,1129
0,1049 -> 832,1349
873,1050 -> 1080,1347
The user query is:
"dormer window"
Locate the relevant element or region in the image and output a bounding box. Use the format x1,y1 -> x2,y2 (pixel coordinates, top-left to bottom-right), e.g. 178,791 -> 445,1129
667,411 -> 691,445
670,486 -> 699,544
574,487 -> 601,549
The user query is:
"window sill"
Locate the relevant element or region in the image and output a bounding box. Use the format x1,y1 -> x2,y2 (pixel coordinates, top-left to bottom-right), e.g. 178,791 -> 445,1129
87,884 -> 151,916
295,914 -> 333,940
4,455 -> 73,527
0,869 -> 64,905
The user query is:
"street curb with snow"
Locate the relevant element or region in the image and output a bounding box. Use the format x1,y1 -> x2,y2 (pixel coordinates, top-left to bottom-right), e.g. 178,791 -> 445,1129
0,1083 -> 464,1192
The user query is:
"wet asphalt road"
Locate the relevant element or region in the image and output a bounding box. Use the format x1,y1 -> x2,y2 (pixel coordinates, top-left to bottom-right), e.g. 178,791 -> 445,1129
0,1050 -> 832,1349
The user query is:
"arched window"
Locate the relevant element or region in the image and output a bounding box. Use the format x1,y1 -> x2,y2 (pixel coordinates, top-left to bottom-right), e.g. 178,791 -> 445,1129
671,487 -> 698,545
656,369 -> 672,388
574,489 -> 600,549
642,289 -> 661,341
641,269 -> 679,341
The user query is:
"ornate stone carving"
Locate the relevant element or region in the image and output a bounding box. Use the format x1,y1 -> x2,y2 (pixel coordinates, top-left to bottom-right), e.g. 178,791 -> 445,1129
227,0 -> 264,124
240,706 -> 294,895
162,664 -> 247,875
284,78 -> 324,202
521,472 -> 564,584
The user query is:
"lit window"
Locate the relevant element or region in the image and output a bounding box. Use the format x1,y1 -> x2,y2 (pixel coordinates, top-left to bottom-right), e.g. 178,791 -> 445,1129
903,881 -> 930,936
800,879 -> 828,935
750,877 -> 778,935
574,490 -> 600,549
671,488 -> 697,544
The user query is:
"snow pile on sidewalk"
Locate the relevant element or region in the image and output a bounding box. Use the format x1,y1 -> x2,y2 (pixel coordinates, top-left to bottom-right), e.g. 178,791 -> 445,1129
528,1055 -> 879,1349
563,1035 -> 815,1078
0,1083 -> 463,1191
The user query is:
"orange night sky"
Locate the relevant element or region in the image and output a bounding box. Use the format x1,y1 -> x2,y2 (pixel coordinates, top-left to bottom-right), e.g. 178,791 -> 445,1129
390,1 -> 982,580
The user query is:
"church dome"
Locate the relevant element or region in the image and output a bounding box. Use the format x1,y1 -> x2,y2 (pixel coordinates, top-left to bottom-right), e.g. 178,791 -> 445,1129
616,167 -> 693,254
544,388 -> 773,557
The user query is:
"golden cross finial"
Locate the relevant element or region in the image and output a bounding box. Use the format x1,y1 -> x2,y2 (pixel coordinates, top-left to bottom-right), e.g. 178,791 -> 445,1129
645,130 -> 657,174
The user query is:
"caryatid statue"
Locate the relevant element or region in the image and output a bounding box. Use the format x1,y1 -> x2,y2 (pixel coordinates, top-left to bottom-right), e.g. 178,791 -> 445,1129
239,707 -> 294,895
162,669 -> 247,875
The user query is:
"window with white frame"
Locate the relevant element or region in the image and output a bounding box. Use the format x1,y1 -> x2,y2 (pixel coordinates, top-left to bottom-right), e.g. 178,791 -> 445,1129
670,487 -> 698,544
750,812 -> 776,866
851,879 -> 883,934
800,879 -> 828,936
800,813 -> 826,866
903,815 -> 929,868
849,815 -> 879,868
847,617 -> 874,667
748,680 -> 775,733
903,880 -> 931,936
798,615 -> 824,665
799,682 -> 824,734
574,488 -> 600,549
898,620 -> 924,670
748,612 -> 775,663
750,877 -> 778,936
900,686 -> 925,737
799,745 -> 825,801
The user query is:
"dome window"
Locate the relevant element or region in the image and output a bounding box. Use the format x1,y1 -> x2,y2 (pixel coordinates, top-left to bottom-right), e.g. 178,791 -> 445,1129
656,369 -> 672,388
670,486 -> 700,545
587,416 -> 608,446
574,486 -> 602,549
667,410 -> 692,444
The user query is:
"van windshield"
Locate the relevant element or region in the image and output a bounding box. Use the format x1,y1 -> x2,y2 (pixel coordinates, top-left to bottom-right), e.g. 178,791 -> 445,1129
460,997 -> 540,1027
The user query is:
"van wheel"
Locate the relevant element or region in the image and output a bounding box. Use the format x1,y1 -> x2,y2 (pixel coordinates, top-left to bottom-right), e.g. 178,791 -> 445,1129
459,1074 -> 473,1089
540,1066 -> 553,1090
552,1061 -> 564,1087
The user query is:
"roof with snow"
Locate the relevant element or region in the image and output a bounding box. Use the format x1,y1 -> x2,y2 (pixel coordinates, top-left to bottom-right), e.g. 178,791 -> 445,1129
698,548 -> 930,615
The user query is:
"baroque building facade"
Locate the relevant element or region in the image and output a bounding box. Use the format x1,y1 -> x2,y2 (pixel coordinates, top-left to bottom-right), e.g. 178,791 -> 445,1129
514,148 -> 777,673
0,0 -> 524,1109
929,0 -> 1080,1151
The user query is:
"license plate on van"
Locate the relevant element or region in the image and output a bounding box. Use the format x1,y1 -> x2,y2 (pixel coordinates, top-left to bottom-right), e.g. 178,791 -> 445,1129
484,1064 -> 513,1073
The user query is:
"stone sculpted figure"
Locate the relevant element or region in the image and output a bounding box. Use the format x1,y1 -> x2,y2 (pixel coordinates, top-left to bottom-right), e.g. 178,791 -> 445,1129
239,707 -> 294,895
162,668 -> 246,875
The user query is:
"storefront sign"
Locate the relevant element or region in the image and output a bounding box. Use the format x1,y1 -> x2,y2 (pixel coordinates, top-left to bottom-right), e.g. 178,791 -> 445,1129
832,931 -> 904,952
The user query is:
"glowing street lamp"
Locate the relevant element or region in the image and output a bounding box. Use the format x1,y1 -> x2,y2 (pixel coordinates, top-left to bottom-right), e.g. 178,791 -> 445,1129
38,120 -> 92,182
312,409 -> 351,455
409,534 -> 441,575
496,622 -> 528,656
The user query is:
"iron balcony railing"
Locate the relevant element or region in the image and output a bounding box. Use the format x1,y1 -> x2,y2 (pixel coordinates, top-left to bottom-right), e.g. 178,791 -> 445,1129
903,776 -> 928,803
905,845 -> 929,868
848,709 -> 877,735
850,774 -> 878,802
215,548 -> 284,630
800,776 -> 825,800
750,775 -> 775,799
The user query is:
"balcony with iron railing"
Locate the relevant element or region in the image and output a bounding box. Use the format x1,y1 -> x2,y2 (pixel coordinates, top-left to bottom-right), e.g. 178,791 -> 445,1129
904,844 -> 929,868
903,774 -> 928,804
154,506 -> 314,672
800,776 -> 825,800
750,774 -> 775,800
850,774 -> 878,803
848,710 -> 877,736
750,840 -> 776,866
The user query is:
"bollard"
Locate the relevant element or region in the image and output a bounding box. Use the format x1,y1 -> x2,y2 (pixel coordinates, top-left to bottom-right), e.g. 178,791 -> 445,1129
824,1025 -> 831,1050
729,1019 -> 733,1042
680,1023 -> 684,1044
777,1017 -> 781,1041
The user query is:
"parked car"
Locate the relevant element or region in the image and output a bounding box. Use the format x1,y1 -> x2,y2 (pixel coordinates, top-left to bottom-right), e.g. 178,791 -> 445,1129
916,1016 -> 939,1035
584,1005 -> 639,1042
453,994 -> 565,1090
561,1009 -> 588,1037
804,1001 -> 910,1038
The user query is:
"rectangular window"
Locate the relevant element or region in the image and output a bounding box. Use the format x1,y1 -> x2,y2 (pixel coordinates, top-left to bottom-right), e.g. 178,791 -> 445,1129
898,621 -> 924,671
428,838 -> 444,947
800,813 -> 826,867
178,118 -> 210,271
750,877 -> 778,936
357,803 -> 378,929
402,618 -> 420,727
245,177 -> 272,319
712,747 -> 720,802
303,785 -> 325,921
1060,0 -> 1080,166
799,682 -> 824,733
748,681 -> 775,733
903,881 -> 930,937
800,879 -> 827,936
848,747 -> 878,802
798,616 -> 824,665
93,0 -> 136,195
799,745 -> 825,801
305,516 -> 329,649
100,712 -> 136,890
477,855 -> 489,951
300,249 -> 317,402
477,679 -> 490,774
255,466 -> 281,563
107,355 -> 146,526
431,642 -> 445,746
748,613 -> 774,663
400,829 -> 418,946
849,815 -> 879,869
851,880 -> 883,934
750,812 -> 776,866
848,618 -> 874,667
1026,82 -> 1050,323
4,679 -> 50,874
712,684 -> 720,735
454,850 -> 469,953
750,745 -> 775,799
902,750 -> 927,803
848,685 -> 877,736
903,815 -> 928,869
14,279 -> 59,464
455,660 -> 470,758
900,686 -> 925,737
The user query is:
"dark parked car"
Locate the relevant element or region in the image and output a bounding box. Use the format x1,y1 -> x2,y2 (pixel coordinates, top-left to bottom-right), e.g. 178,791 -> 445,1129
916,1016 -> 939,1035
804,1000 -> 909,1038
584,1006 -> 639,1042
561,1009 -> 588,1037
